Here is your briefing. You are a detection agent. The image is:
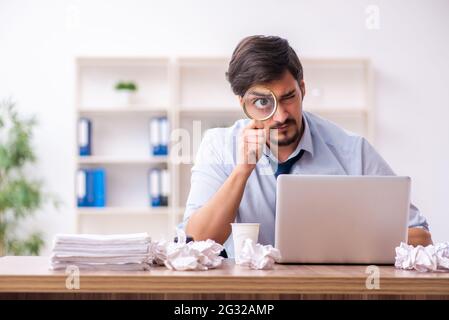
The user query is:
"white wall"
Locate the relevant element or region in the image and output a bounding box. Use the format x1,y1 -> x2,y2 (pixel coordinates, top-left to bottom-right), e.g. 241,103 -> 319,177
1,0 -> 448,254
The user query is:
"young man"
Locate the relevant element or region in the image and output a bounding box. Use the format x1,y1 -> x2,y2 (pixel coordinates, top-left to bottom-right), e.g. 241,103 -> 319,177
182,35 -> 432,256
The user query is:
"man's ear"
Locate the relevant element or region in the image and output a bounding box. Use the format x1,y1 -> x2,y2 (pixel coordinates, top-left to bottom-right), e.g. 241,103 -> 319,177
299,80 -> 306,101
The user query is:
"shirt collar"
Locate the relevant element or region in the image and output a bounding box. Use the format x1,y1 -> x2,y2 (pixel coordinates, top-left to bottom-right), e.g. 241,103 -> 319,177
263,114 -> 314,163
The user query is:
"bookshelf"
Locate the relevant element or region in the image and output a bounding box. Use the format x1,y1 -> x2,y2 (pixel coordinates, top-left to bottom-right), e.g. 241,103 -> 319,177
75,56 -> 373,240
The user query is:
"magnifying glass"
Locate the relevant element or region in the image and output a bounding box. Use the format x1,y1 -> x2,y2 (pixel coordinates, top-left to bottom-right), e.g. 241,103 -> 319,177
241,85 -> 278,121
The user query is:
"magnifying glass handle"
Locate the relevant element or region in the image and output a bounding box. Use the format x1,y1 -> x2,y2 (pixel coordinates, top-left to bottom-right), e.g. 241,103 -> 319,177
250,119 -> 264,129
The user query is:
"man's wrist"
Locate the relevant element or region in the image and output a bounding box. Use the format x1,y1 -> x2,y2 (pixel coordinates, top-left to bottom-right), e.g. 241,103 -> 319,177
233,164 -> 255,178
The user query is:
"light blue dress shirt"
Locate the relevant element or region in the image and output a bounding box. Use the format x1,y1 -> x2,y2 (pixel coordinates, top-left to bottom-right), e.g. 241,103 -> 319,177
180,111 -> 429,257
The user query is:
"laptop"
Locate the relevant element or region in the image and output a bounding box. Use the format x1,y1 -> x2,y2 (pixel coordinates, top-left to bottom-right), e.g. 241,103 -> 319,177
275,175 -> 411,264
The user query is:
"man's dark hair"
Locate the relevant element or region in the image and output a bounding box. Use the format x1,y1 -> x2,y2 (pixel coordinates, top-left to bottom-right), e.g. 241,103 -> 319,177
226,35 -> 303,96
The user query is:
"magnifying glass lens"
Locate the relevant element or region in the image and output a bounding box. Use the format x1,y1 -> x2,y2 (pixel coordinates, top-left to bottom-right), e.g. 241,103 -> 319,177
242,86 -> 277,121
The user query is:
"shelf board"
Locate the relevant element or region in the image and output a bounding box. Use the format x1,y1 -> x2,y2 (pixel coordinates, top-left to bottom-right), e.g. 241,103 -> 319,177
77,207 -> 172,216
171,156 -> 195,165
178,57 -> 230,67
302,57 -> 370,66
78,107 -> 168,114
179,107 -> 244,114
77,57 -> 169,67
305,108 -> 368,115
78,156 -> 168,164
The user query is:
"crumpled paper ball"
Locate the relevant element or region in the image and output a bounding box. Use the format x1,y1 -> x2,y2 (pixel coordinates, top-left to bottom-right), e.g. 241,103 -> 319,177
395,242 -> 449,272
152,228 -> 224,271
150,240 -> 168,266
238,239 -> 281,270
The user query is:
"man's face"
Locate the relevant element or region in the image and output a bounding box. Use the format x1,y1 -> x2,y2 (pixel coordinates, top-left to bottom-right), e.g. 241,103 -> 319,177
241,71 -> 305,147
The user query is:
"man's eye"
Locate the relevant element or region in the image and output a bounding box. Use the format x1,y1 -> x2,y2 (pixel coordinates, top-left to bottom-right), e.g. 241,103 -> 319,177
254,98 -> 270,109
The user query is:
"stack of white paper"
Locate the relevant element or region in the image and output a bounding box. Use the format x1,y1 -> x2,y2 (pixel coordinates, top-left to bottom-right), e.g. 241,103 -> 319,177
50,233 -> 153,271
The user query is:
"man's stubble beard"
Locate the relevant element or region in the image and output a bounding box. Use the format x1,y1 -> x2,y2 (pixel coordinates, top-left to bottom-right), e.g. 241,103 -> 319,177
269,118 -> 302,147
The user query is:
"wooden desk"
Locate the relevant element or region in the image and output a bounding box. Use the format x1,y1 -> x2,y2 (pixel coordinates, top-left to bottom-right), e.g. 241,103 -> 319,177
1,256 -> 448,299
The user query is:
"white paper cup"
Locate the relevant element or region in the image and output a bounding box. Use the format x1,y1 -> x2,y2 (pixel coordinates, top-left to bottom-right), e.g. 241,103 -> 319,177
230,223 -> 260,264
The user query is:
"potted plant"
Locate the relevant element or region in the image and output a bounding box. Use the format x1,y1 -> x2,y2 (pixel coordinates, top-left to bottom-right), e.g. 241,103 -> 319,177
0,99 -> 59,256
114,81 -> 138,106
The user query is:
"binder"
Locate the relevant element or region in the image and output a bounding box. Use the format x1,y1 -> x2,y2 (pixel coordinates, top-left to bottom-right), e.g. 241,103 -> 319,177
78,118 -> 91,156
76,168 -> 106,207
76,168 -> 94,207
76,169 -> 87,207
150,116 -> 169,156
150,118 -> 161,156
86,169 -> 95,206
159,117 -> 169,156
160,169 -> 169,207
149,169 -> 161,207
92,168 -> 106,207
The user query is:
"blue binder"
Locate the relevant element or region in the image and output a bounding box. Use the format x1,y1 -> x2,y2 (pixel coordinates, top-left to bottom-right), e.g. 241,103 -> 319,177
148,168 -> 161,207
150,118 -> 161,156
92,168 -> 106,207
159,117 -> 168,156
86,169 -> 95,206
76,169 -> 88,207
78,118 -> 92,156
160,169 -> 169,207
150,117 -> 169,156
77,168 -> 106,207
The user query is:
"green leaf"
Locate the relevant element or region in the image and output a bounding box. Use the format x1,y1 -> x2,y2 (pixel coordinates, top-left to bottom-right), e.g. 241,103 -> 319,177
7,232 -> 44,256
0,99 -> 58,256
115,81 -> 137,91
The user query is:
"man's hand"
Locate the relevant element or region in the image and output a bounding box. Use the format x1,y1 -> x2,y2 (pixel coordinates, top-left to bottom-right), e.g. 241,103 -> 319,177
407,227 -> 433,246
237,120 -> 265,175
